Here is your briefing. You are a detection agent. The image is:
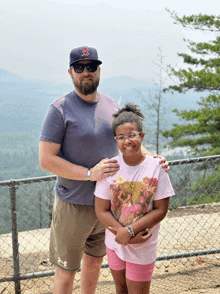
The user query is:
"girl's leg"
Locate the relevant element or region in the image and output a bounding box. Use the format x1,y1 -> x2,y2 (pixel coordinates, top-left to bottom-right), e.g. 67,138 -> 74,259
126,261 -> 155,294
110,268 -> 128,294
126,279 -> 151,294
106,247 -> 128,294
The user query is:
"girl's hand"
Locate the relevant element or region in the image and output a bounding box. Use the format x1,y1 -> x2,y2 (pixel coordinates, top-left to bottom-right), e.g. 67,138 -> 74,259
107,227 -> 117,235
129,229 -> 152,244
108,226 -> 131,246
153,154 -> 169,172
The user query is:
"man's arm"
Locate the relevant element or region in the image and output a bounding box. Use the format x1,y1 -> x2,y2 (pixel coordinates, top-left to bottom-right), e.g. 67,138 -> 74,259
141,145 -> 152,156
39,140 -> 119,181
141,144 -> 169,172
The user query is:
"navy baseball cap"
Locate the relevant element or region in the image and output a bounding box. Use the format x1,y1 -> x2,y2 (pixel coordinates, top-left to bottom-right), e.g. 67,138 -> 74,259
69,46 -> 102,67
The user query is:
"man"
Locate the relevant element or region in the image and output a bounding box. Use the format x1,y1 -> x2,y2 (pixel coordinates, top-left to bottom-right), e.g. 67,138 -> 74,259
39,46 -> 169,294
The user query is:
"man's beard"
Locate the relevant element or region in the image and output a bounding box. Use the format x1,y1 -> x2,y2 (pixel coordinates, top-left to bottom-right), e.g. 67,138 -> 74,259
73,77 -> 100,95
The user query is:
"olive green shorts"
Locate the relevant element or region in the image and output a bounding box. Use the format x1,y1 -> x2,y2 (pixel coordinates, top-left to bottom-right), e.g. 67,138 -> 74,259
49,195 -> 106,272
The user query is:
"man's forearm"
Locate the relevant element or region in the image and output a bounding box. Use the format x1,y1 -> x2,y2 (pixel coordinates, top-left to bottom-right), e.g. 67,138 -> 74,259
141,145 -> 152,155
40,154 -> 89,181
39,141 -> 120,181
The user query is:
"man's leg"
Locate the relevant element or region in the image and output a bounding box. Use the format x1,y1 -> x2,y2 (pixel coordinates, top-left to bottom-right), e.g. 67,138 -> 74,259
80,253 -> 103,294
49,197 -> 83,293
53,266 -> 76,294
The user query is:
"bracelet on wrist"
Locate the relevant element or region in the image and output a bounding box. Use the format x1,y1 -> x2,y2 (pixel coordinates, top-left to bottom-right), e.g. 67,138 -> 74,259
87,169 -> 90,181
126,225 -> 135,237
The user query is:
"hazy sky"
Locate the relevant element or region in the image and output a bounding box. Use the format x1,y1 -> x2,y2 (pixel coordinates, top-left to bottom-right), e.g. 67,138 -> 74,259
1,0 -> 219,84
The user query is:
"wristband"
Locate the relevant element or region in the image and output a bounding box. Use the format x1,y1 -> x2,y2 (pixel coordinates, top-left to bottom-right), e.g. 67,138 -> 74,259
126,225 -> 135,237
87,169 -> 90,181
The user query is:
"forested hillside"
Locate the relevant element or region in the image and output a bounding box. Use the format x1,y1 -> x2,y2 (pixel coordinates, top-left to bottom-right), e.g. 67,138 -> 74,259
0,69 -> 202,181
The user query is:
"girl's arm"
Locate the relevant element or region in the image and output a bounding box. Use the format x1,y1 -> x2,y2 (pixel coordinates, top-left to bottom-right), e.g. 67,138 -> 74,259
95,196 -> 153,245
95,197 -> 123,229
130,197 -> 170,236
107,198 -> 169,245
95,197 -> 132,245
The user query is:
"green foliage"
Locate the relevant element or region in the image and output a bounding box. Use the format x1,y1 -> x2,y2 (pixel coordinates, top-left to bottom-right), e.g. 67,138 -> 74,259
0,132 -> 54,233
0,181 -> 55,234
167,10 -> 220,31
186,167 -> 220,205
163,11 -> 220,157
0,132 -> 48,181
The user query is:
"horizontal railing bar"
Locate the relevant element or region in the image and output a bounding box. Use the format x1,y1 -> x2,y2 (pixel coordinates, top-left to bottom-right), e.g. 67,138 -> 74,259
156,248 -> 220,260
0,155 -> 220,187
168,155 -> 220,166
0,175 -> 56,187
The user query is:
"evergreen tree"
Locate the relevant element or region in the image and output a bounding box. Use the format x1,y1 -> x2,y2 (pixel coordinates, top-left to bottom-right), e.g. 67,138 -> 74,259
163,12 -> 220,157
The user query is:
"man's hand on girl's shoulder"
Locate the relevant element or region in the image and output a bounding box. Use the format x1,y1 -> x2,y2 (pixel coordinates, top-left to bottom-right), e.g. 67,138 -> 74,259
152,154 -> 169,173
90,158 -> 120,181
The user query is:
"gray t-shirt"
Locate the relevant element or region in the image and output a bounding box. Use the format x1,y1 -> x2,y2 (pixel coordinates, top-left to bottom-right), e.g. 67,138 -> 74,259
40,91 -> 119,205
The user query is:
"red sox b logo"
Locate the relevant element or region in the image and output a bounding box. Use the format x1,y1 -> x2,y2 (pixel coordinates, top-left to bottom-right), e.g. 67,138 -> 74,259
82,47 -> 89,57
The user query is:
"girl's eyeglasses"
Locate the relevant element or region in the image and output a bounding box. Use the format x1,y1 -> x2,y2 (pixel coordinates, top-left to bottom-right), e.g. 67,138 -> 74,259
114,131 -> 141,142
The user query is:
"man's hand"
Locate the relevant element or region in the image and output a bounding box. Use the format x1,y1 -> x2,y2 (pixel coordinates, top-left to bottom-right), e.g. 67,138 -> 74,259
153,154 -> 169,172
90,158 -> 120,181
129,229 -> 152,244
108,226 -> 131,246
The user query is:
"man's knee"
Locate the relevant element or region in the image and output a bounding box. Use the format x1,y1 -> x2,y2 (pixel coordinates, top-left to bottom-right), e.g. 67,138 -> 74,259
55,266 -> 76,282
82,254 -> 103,270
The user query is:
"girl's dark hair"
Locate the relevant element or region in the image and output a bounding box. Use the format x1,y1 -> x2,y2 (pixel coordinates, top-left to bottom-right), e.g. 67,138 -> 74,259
112,103 -> 144,135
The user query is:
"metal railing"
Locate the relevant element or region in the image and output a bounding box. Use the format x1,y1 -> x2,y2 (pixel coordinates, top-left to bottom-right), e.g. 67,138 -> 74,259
0,155 -> 220,293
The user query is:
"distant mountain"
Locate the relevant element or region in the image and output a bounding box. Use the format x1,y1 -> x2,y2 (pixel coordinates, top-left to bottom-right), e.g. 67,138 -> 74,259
0,68 -> 26,83
99,76 -> 154,92
0,69 -> 72,137
0,69 -> 203,141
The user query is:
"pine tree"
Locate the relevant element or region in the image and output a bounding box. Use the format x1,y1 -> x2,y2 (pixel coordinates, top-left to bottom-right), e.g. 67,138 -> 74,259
163,11 -> 220,157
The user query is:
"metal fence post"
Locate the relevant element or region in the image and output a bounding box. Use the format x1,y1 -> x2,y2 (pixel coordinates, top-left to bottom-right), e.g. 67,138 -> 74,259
9,180 -> 21,294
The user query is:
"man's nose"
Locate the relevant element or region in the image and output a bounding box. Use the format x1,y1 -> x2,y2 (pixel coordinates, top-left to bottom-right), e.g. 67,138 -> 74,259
83,66 -> 90,75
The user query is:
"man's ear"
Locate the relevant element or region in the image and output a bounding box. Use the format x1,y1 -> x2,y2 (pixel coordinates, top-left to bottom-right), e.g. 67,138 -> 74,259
141,132 -> 145,142
68,68 -> 71,76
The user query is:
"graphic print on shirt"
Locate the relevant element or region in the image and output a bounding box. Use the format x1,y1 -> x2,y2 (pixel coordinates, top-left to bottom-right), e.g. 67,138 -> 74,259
110,175 -> 158,226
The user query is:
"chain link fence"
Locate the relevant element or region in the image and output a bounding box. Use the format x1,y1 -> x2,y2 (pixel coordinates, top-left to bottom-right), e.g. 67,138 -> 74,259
0,155 -> 220,293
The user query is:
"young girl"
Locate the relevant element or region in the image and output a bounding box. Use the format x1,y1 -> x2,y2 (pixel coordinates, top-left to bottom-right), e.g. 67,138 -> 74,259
95,103 -> 175,294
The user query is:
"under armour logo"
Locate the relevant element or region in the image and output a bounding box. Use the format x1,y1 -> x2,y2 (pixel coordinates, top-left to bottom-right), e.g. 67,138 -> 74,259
58,257 -> 68,268
81,47 -> 89,57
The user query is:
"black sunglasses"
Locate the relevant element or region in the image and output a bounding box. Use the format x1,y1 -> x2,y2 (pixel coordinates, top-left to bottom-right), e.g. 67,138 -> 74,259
71,62 -> 99,73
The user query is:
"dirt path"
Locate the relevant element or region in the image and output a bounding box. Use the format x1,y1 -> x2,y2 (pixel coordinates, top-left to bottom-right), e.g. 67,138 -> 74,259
0,204 -> 219,293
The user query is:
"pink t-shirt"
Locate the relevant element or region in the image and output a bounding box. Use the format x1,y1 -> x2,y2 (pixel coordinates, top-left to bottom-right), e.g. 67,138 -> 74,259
95,154 -> 175,265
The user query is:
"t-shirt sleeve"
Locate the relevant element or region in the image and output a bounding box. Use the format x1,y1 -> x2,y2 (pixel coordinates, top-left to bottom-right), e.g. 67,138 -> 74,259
154,167 -> 175,201
94,177 -> 111,200
40,105 -> 65,144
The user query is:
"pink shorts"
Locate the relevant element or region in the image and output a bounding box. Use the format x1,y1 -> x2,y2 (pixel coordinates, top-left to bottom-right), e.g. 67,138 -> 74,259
106,247 -> 155,282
